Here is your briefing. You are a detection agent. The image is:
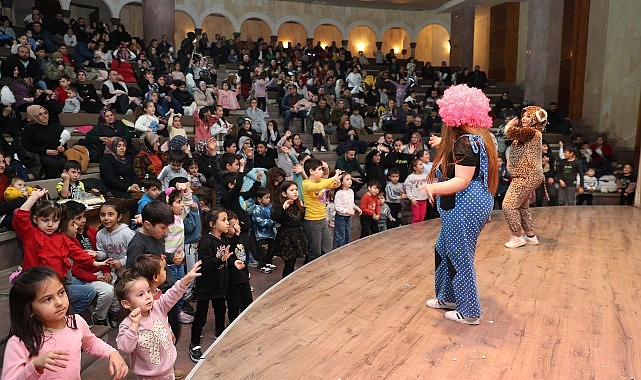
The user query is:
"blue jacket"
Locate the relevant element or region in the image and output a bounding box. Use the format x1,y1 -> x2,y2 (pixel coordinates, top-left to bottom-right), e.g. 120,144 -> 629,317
184,195 -> 202,244
251,203 -> 275,240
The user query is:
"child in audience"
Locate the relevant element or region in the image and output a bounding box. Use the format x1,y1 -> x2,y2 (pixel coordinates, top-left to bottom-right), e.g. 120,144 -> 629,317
186,158 -> 207,187
333,173 -> 362,249
617,163 -> 637,205
3,267 -> 128,379
96,200 -> 135,328
12,189 -> 104,314
3,177 -> 37,201
158,149 -> 189,189
311,118 -> 329,152
62,86 -> 81,113
577,167 -> 599,205
271,181 -> 307,278
376,193 -> 395,232
225,211 -> 253,323
62,201 -> 114,327
57,160 -> 99,199
137,177 -> 163,215
252,188 -> 277,273
302,159 -> 341,262
555,147 -> 584,206
190,208 -> 232,363
359,180 -> 381,237
404,158 -> 429,224
385,168 -> 405,229
115,261 -> 201,378
167,110 -> 188,139
495,155 -> 511,210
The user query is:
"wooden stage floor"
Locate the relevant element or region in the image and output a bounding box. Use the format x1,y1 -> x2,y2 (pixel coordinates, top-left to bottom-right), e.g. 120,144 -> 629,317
188,206 -> 641,379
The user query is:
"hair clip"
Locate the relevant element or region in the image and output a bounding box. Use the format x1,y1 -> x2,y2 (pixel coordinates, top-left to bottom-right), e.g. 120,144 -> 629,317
164,187 -> 176,196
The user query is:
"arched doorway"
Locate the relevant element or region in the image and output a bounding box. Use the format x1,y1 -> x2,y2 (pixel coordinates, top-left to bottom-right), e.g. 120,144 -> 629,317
347,25 -> 376,58
201,14 -> 235,41
277,22 -> 307,47
240,18 -> 271,43
381,27 -> 410,60
313,24 -> 341,50
415,24 -> 450,64
119,3 -> 143,40
174,11 -> 196,52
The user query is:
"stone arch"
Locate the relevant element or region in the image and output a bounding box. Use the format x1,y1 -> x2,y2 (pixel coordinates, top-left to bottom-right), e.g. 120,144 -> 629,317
118,2 -> 143,40
346,20 -> 380,41
174,10 -> 196,52
313,24 -> 343,49
277,21 -> 308,47
414,19 -> 451,38
347,25 -> 377,58
381,27 -> 411,59
239,12 -> 276,36
415,24 -> 450,64
240,18 -> 273,42
201,13 -> 235,42
197,8 -> 239,32
311,19 -> 346,41
276,15 -> 310,38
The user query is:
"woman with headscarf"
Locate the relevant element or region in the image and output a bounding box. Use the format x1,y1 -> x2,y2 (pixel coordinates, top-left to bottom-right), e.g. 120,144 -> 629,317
422,85 -> 498,325
193,80 -> 216,108
132,131 -> 167,183
99,137 -> 140,198
22,105 -> 67,179
84,108 -> 135,161
501,106 -> 547,248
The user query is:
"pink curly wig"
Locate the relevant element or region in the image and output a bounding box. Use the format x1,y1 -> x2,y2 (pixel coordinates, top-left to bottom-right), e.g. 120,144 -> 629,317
436,85 -> 492,129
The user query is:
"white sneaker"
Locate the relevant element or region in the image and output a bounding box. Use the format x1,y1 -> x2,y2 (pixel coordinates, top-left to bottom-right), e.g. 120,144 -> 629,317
505,235 -> 526,248
523,235 -> 540,245
444,310 -> 480,325
320,146 -> 327,152
179,311 -> 194,324
312,147 -> 318,152
426,299 -> 456,309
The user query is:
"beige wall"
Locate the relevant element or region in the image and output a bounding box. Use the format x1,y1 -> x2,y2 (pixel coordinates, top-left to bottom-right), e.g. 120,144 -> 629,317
415,25 -> 450,64
473,7 -> 490,72
583,0 -> 641,150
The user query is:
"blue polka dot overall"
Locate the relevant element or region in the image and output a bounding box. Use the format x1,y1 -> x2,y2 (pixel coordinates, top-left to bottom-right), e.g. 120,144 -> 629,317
434,134 -> 493,318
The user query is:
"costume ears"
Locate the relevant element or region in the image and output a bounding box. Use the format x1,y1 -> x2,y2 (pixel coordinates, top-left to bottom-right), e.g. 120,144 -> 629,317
536,109 -> 548,124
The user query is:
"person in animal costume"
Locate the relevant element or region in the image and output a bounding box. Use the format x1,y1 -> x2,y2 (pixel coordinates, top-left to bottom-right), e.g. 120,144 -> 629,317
502,106 -> 547,248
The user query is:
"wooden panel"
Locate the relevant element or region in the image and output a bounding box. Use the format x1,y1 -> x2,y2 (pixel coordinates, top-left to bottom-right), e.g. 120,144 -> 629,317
559,0 -> 590,119
489,3 -> 519,82
188,206 -> 641,379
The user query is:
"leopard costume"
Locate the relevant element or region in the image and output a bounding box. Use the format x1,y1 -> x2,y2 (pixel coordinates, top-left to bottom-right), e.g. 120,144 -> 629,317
502,106 -> 547,241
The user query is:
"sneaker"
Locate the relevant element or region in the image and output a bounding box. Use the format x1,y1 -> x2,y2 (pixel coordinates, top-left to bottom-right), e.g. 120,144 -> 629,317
523,235 -> 540,245
444,310 -> 480,325
426,299 -> 456,310
312,147 -> 318,152
189,344 -> 203,363
108,311 -> 119,329
182,303 -> 196,316
265,263 -> 277,270
174,369 -> 186,379
504,235 -> 526,248
248,260 -> 259,268
260,266 -> 273,273
92,315 -> 108,326
320,146 -> 327,152
179,311 -> 194,324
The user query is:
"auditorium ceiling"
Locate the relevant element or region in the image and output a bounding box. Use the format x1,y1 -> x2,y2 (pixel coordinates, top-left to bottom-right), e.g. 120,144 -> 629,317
289,0 -> 516,12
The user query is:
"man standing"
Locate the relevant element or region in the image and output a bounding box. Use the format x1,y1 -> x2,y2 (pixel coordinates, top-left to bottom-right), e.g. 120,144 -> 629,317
335,147 -> 366,193
280,84 -> 305,131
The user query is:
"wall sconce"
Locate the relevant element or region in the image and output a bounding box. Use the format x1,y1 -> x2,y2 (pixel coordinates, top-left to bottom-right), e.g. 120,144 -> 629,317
356,42 -> 365,52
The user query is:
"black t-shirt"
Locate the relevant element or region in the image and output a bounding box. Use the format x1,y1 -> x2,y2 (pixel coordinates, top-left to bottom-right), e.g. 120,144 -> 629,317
441,136 -> 481,210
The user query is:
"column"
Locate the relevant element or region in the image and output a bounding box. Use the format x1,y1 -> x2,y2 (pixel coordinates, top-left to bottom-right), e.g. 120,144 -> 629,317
410,42 -> 417,58
523,0 -> 563,106
142,0 -> 175,47
449,5 -> 475,69
111,17 -> 121,28
341,40 -> 348,48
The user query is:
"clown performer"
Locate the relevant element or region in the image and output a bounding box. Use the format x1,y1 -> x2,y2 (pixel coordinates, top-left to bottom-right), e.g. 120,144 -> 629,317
502,106 -> 547,248
422,85 -> 498,325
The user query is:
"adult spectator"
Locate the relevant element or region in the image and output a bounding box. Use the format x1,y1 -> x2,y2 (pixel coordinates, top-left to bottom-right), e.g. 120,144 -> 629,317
493,92 -> 516,120
335,146 -> 366,193
99,137 -> 140,198
0,63 -> 35,111
156,34 -> 173,57
44,51 -> 75,88
280,84 -> 306,131
110,24 -> 131,47
468,65 -> 489,88
44,11 -> 68,43
101,69 -> 134,115
546,102 -> 572,135
209,38 -> 229,65
308,96 -> 332,135
22,105 -> 66,179
133,131 -> 167,183
3,44 -> 44,89
71,39 -> 97,70
28,22 -> 55,53
23,7 -> 41,25
380,99 -> 407,134
590,133 -> 614,176
73,70 -> 103,113
84,108 -> 135,162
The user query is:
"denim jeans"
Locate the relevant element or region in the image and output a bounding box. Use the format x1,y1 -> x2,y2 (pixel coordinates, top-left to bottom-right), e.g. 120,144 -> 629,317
333,214 -> 351,249
68,278 -> 97,314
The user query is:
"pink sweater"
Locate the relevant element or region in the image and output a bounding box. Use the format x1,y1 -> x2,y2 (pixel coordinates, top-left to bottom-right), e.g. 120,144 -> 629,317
1,316 -> 116,380
116,281 -> 187,379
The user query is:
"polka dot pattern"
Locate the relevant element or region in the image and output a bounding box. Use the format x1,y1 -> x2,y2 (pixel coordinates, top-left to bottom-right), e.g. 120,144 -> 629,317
433,134 -> 493,318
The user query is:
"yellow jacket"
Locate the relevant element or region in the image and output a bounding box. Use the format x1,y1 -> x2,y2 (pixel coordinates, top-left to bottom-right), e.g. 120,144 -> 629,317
4,186 -> 36,201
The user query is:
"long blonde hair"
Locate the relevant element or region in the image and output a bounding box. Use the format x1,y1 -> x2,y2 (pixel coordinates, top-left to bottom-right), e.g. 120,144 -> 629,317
429,126 -> 498,195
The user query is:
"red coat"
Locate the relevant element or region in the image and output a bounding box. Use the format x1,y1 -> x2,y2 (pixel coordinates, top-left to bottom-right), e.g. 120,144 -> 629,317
12,209 -> 95,279
70,236 -> 109,283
